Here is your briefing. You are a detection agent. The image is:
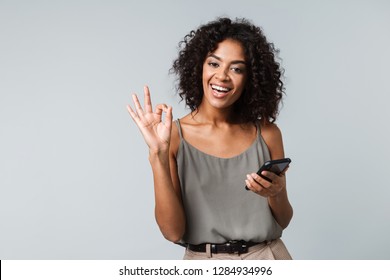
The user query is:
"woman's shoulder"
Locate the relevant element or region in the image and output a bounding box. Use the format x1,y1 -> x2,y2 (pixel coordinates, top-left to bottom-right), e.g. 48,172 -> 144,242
177,113 -> 197,126
259,120 -> 285,159
260,121 -> 282,139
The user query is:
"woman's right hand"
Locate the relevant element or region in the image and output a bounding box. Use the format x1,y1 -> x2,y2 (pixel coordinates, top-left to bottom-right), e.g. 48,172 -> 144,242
128,87 -> 185,241
127,86 -> 173,153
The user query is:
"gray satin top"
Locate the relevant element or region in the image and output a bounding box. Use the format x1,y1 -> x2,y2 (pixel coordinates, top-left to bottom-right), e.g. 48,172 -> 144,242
175,120 -> 283,245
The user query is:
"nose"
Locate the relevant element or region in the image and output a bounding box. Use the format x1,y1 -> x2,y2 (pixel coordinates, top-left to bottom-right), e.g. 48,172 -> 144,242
216,67 -> 230,81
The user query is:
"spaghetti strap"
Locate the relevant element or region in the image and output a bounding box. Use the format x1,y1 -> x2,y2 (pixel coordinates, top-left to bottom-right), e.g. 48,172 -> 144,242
256,121 -> 261,137
175,119 -> 183,139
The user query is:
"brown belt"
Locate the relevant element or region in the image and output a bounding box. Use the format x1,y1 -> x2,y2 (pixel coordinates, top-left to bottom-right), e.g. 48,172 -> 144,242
187,240 -> 261,254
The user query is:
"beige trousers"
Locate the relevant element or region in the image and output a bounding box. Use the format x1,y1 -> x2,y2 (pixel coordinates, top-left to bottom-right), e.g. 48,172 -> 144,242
183,238 -> 292,260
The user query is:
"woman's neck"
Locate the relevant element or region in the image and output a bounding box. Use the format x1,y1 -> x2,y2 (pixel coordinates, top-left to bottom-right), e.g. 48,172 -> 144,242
193,103 -> 241,126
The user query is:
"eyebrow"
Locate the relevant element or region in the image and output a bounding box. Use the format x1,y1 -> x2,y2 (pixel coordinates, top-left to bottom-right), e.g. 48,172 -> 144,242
208,54 -> 246,65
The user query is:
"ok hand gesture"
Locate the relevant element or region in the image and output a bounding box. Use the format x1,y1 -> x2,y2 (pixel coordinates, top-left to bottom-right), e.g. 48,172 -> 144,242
127,86 -> 173,153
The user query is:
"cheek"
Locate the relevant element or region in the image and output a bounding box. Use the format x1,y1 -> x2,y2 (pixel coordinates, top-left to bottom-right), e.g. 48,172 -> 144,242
202,67 -> 213,80
235,77 -> 247,92
241,78 -> 248,92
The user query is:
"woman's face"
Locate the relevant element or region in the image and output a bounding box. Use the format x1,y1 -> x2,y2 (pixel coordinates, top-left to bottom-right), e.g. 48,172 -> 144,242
201,38 -> 247,111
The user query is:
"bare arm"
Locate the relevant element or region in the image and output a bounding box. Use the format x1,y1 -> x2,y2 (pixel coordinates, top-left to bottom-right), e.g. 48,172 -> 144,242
127,86 -> 185,242
245,122 -> 293,229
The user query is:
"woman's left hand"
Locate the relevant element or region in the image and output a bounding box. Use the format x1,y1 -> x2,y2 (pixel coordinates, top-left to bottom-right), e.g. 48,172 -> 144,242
245,169 -> 288,197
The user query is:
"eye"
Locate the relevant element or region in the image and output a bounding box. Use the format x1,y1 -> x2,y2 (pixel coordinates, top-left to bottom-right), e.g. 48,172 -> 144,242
231,67 -> 244,74
208,62 -> 219,68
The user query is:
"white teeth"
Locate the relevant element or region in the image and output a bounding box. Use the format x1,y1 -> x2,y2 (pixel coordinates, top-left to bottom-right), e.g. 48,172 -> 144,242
211,84 -> 230,92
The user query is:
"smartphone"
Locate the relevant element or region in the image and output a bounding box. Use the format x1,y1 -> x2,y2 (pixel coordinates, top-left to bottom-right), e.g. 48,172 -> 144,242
245,158 -> 291,190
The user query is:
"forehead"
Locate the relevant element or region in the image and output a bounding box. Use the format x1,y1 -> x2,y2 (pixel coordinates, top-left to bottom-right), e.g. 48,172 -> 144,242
210,39 -> 246,61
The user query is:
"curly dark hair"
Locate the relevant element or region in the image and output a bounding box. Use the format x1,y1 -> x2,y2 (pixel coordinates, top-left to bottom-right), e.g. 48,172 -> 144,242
171,17 -> 285,123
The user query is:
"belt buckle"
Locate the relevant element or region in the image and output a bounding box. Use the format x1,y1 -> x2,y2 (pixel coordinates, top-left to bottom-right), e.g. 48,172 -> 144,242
227,240 -> 248,254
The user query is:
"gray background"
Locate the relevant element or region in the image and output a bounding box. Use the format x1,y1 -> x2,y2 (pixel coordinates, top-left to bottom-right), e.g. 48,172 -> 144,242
1,0 -> 389,259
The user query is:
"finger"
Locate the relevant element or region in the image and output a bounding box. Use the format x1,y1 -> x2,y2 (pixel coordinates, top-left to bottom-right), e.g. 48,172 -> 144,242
127,104 -> 146,130
259,171 -> 278,183
132,94 -> 145,117
258,171 -> 285,194
246,174 -> 265,191
164,106 -> 173,130
245,178 -> 266,195
155,104 -> 168,116
144,85 -> 153,113
250,173 -> 272,189
245,179 -> 253,191
245,178 -> 257,191
126,104 -> 138,120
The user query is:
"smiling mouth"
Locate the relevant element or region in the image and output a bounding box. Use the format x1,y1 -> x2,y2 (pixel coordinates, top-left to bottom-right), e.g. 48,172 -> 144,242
211,84 -> 232,97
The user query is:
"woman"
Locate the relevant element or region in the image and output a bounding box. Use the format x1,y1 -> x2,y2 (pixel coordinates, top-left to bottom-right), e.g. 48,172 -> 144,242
127,17 -> 293,259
